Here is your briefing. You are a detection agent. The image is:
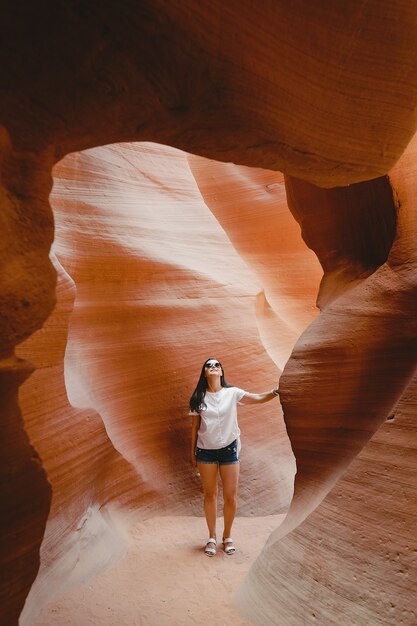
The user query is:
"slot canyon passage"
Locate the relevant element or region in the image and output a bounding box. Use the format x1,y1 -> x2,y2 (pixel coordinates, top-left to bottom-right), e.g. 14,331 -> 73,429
1,2 -> 417,626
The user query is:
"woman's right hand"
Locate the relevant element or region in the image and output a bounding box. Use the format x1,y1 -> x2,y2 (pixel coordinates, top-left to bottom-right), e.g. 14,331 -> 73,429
191,453 -> 197,467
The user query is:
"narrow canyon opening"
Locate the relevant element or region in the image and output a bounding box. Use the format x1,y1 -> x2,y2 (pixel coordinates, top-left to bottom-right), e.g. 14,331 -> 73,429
12,139 -> 417,626
3,3 -> 417,624
16,141 -> 323,625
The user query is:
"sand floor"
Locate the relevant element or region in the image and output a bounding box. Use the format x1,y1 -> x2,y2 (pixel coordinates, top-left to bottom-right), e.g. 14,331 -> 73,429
32,514 -> 284,626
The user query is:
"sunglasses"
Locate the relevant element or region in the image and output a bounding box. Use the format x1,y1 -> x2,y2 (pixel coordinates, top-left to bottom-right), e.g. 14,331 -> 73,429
205,362 -> 221,369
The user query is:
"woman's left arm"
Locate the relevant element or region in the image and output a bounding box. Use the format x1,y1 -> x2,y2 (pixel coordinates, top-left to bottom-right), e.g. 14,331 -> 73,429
240,387 -> 279,405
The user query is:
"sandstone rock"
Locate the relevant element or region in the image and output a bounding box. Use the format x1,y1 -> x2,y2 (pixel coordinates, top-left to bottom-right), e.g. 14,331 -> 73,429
237,132 -> 417,626
188,156 -> 322,369
17,143 -> 295,625
1,2 -> 417,624
2,3 -> 417,185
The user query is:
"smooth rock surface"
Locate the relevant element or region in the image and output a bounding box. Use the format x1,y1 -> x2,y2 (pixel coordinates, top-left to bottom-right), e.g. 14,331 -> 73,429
188,156 -> 322,369
3,2 -> 417,185
1,2 -> 417,624
17,142 -> 299,625
237,133 -> 417,625
238,373 -> 417,626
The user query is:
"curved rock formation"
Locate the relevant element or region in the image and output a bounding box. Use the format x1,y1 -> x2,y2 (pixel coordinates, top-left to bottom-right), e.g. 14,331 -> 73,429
0,141 -> 55,626
1,1 -> 417,624
187,156 -> 322,369
3,2 -> 417,186
238,374 -> 417,625
17,142 -> 295,625
237,133 -> 417,625
17,255 -> 152,625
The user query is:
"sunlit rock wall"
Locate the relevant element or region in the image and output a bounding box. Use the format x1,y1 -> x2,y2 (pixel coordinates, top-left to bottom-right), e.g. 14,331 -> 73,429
17,255 -> 151,625
237,135 -> 417,626
17,142 -> 305,624
187,156 -> 321,370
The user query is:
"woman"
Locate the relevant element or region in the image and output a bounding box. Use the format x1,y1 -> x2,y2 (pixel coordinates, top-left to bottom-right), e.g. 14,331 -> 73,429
189,357 -> 279,556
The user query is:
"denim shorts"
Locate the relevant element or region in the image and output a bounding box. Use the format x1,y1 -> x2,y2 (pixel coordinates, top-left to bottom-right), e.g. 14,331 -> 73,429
196,439 -> 239,465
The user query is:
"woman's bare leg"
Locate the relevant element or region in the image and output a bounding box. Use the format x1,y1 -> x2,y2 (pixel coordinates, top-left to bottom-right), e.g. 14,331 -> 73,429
219,463 -> 240,539
198,462 -> 219,538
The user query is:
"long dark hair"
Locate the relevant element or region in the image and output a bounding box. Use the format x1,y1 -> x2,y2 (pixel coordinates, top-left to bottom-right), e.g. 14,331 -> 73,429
189,358 -> 232,413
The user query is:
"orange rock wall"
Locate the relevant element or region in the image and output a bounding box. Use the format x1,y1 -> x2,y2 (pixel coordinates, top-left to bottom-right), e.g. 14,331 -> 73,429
238,373 -> 417,625
188,157 -> 322,369
2,2 -> 417,186
238,135 -> 417,625
17,256 -> 150,624
17,143 -> 299,624
0,143 -> 55,626
1,2 -> 417,624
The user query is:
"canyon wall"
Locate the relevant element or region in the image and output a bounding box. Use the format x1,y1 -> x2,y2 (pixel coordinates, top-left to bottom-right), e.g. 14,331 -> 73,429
1,1 -> 417,624
17,143 -> 300,624
237,132 -> 417,626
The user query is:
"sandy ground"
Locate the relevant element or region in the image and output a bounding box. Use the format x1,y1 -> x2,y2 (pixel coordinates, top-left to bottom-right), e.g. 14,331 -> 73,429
32,514 -> 285,626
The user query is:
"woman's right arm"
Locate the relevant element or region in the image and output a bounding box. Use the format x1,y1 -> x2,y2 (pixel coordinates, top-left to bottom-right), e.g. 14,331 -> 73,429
191,414 -> 200,466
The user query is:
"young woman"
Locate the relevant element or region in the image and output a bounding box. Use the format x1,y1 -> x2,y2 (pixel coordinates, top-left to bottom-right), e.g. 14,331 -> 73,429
189,357 -> 279,556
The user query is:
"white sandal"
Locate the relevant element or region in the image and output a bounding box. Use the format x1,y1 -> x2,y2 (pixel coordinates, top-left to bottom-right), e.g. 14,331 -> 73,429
204,538 -> 217,556
223,537 -> 235,555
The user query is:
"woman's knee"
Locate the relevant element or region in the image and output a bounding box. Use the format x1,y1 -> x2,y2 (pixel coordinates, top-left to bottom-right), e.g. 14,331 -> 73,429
223,493 -> 237,508
204,490 -> 218,502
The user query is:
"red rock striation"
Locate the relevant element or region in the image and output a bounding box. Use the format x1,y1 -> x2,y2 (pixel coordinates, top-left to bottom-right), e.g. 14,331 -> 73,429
187,156 -> 322,369
0,137 -> 55,626
237,134 -> 417,625
17,255 -> 154,625
238,374 -> 417,625
0,357 -> 51,626
17,143 -> 295,624
2,2 -> 417,185
1,2 -> 417,624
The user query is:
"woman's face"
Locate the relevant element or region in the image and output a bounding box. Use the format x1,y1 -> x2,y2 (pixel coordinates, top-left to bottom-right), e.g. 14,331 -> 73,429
204,359 -> 222,378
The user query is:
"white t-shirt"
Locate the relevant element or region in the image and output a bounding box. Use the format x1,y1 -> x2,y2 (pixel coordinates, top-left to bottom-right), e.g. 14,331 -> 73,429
191,386 -> 246,450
